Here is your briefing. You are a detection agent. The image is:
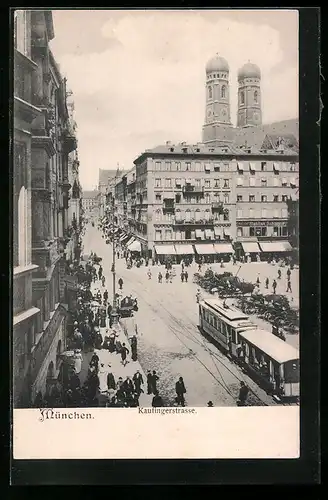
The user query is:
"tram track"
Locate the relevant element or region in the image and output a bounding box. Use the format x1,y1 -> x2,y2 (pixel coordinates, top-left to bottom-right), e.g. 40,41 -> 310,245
122,276 -> 280,407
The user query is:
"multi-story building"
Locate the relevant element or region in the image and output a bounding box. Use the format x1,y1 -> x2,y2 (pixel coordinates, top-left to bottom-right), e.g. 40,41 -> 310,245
81,190 -> 99,216
13,9 -> 41,407
114,173 -> 128,229
98,169 -> 118,217
129,141 -> 298,263
13,10 -> 78,407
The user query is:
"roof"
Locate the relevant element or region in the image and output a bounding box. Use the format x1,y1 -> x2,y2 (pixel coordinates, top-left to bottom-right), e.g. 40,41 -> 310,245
238,62 -> 261,80
82,190 -> 99,199
203,298 -> 249,322
98,169 -> 118,186
239,329 -> 299,364
206,55 -> 229,73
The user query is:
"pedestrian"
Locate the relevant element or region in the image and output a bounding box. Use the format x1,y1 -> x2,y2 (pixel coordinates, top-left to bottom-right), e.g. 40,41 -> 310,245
101,275 -> 106,287
118,277 -> 123,290
175,376 -> 187,406
152,370 -> 159,393
180,271 -> 185,283
152,390 -> 164,407
265,277 -> 269,289
158,271 -> 162,283
181,261 -> 185,272
120,342 -> 129,366
133,370 -> 144,395
165,271 -> 170,283
90,352 -> 99,372
198,263 -> 202,272
147,269 -> 152,280
256,275 -> 260,287
98,265 -> 103,280
272,279 -> 277,294
207,401 -> 214,407
103,289 -> 108,303
130,335 -> 138,361
196,289 -> 201,303
287,268 -> 291,280
238,381 -> 249,406
277,269 -> 282,280
169,271 -> 173,284
123,376 -> 134,395
184,270 -> 188,283
107,372 -> 116,390
147,370 -> 153,394
286,278 -> 292,293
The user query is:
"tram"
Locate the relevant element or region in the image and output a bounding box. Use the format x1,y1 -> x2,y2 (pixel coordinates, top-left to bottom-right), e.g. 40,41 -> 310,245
199,298 -> 299,399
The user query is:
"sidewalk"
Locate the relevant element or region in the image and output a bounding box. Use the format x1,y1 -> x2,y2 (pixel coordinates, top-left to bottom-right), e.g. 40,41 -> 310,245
79,275 -> 153,407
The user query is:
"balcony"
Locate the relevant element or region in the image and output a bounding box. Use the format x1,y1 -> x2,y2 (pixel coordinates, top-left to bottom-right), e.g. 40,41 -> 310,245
163,199 -> 175,213
211,202 -> 224,212
182,185 -> 204,195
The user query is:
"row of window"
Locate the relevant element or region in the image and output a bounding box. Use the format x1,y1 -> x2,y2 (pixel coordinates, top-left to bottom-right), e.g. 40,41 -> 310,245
156,193 -> 230,204
237,226 -> 288,238
207,73 -> 228,80
208,85 -> 227,99
154,178 -> 231,188
155,209 -> 229,222
237,194 -> 289,203
237,208 -> 288,219
153,161 -> 297,173
237,177 -> 297,187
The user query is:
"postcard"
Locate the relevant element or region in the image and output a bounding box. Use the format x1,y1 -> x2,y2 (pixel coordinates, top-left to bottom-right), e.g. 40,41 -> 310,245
13,8 -> 301,464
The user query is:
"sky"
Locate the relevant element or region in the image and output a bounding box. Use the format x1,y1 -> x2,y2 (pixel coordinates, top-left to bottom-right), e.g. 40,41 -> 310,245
49,9 -> 299,190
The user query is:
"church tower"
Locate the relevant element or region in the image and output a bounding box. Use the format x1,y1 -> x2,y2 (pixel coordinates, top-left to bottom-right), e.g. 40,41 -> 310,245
237,62 -> 262,128
202,54 -> 233,145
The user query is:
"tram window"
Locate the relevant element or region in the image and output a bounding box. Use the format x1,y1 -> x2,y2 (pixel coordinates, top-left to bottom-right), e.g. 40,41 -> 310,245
213,317 -> 217,329
231,329 -> 236,343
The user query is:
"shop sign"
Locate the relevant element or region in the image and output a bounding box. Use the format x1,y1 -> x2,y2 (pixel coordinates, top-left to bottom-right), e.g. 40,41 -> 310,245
237,220 -> 286,227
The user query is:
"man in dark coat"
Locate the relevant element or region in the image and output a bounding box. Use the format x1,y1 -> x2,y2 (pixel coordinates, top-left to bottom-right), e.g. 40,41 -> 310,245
103,290 -> 108,303
107,372 -> 116,390
184,271 -> 188,283
98,265 -> 103,280
133,370 -> 144,395
123,376 -> 134,395
146,370 -> 153,394
130,335 -> 138,361
152,391 -> 164,407
120,343 -> 129,366
118,277 -> 124,290
238,381 -> 249,406
152,371 -> 159,394
175,377 -> 186,406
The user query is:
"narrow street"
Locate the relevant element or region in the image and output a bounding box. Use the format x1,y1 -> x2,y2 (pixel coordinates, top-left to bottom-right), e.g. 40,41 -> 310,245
82,223 -> 291,407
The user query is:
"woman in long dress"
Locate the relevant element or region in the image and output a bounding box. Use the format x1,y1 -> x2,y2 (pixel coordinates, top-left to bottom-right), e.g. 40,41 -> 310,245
74,349 -> 83,375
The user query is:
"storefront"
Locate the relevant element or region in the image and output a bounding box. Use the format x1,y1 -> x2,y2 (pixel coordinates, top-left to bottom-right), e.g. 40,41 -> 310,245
194,243 -> 217,263
154,244 -> 177,264
126,238 -> 142,255
258,241 -> 293,261
174,244 -> 195,264
213,242 -> 234,262
234,240 -> 262,262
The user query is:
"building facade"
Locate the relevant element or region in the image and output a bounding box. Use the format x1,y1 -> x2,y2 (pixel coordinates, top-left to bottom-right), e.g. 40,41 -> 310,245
81,190 -> 99,216
13,9 -> 41,408
123,142 -> 299,262
13,10 -> 78,407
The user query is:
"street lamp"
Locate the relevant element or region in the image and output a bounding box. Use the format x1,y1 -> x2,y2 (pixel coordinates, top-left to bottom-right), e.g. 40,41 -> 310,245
110,196 -> 119,325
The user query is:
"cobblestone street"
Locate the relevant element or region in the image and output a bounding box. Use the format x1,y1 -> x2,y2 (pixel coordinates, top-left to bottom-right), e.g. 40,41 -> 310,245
82,223 -> 299,407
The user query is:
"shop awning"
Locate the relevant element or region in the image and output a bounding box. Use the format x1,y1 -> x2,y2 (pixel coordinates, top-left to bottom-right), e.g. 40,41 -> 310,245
249,162 -> 256,171
241,242 -> 261,253
259,241 -> 293,252
273,162 -> 280,171
127,239 -> 141,252
213,243 -> 234,254
214,226 -> 223,237
174,244 -> 195,255
237,162 -> 244,171
154,245 -> 177,255
194,244 -> 216,255
125,236 -> 135,247
195,229 -> 205,239
205,229 -> 214,239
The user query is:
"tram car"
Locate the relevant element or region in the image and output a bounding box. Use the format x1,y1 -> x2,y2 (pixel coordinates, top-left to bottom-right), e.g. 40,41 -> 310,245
199,298 -> 299,399
118,296 -> 138,318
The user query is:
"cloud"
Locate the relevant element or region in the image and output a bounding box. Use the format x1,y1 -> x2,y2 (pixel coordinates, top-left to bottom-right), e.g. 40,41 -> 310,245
50,10 -> 298,189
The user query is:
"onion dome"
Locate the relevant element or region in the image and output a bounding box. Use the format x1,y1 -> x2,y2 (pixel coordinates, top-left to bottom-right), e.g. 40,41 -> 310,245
238,62 -> 261,80
206,54 -> 229,73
